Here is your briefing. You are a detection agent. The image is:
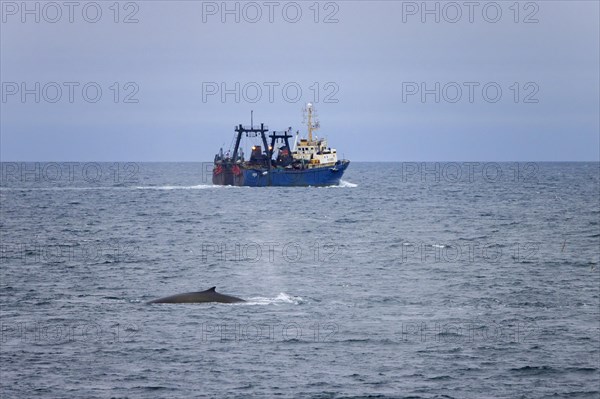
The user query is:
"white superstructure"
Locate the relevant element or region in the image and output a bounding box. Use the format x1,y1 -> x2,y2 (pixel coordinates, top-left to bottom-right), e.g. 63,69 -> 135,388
291,103 -> 338,168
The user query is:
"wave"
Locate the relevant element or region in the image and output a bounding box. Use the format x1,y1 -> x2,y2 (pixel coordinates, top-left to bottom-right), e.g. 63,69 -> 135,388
510,365 -> 557,375
243,292 -> 303,305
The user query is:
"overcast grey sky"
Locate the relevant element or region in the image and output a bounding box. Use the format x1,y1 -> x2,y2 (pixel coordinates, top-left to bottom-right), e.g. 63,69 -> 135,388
1,1 -> 598,161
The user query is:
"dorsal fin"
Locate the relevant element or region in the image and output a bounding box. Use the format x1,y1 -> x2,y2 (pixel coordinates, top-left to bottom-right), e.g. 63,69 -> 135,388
206,286 -> 216,292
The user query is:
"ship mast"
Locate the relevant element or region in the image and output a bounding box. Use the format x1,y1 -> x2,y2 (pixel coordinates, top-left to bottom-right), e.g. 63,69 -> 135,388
305,103 -> 319,143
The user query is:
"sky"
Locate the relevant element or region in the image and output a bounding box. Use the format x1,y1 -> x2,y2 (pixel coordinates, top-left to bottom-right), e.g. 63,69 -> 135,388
1,0 -> 599,161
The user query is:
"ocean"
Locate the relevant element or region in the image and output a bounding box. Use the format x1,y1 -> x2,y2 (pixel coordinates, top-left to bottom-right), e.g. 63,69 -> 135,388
1,162 -> 598,398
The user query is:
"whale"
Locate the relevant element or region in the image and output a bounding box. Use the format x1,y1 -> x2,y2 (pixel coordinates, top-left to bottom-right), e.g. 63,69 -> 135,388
147,287 -> 245,304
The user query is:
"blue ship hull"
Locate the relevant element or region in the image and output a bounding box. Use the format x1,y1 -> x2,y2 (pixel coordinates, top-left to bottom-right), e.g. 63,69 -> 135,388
239,160 -> 349,187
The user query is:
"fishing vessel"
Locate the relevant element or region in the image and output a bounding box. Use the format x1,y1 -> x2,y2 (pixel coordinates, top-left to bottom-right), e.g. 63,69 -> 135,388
212,104 -> 350,187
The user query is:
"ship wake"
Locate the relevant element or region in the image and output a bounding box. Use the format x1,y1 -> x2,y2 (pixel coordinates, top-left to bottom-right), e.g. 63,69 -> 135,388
135,184 -> 238,190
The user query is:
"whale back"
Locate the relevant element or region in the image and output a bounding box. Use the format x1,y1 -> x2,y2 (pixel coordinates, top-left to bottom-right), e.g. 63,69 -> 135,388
148,287 -> 245,304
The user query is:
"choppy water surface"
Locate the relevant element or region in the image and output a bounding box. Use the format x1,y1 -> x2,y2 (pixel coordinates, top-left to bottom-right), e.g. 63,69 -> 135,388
1,162 -> 598,398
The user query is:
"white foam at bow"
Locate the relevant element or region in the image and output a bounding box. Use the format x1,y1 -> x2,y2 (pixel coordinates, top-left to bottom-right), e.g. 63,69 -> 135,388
338,180 -> 358,188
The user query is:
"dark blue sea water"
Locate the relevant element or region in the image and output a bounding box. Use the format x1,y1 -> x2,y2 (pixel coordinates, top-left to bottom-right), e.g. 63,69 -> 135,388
1,162 -> 599,398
